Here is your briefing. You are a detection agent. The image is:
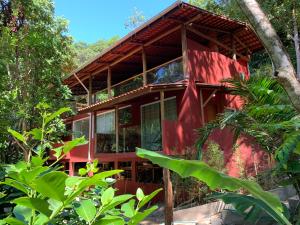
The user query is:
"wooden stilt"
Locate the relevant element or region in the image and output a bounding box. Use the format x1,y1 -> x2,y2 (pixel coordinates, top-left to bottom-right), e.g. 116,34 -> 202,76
160,91 -> 173,225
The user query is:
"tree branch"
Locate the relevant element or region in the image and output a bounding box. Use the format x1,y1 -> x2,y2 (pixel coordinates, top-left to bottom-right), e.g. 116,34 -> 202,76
236,0 -> 300,112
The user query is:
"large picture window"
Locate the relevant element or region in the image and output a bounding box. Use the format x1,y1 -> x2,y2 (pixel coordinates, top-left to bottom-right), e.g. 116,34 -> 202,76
96,111 -> 116,153
118,106 -> 140,152
141,97 -> 177,151
73,118 -> 89,139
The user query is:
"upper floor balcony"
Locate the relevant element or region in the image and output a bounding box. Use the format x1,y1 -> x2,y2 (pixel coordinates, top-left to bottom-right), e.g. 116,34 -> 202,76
74,54 -> 185,111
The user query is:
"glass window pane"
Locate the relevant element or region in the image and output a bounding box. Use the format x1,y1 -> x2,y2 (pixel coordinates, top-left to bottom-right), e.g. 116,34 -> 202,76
164,98 -> 177,121
141,102 -> 162,151
118,107 -> 132,125
73,119 -> 89,140
96,111 -> 116,153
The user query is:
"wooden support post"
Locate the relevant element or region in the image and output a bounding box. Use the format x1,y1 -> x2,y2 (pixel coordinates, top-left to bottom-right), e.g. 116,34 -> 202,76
88,75 -> 92,105
115,106 -> 119,153
142,46 -> 147,86
231,35 -> 237,61
203,89 -> 217,107
107,67 -> 112,98
200,89 -> 205,125
69,162 -> 74,176
181,25 -> 188,79
132,160 -> 136,182
88,112 -> 94,162
93,111 -> 97,155
160,91 -> 173,225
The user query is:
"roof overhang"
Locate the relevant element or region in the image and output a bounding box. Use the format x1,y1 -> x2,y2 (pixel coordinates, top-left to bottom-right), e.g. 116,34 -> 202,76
64,1 -> 263,89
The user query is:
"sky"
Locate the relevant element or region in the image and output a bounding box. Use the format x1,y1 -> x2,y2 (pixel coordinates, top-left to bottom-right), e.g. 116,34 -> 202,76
54,0 -> 177,44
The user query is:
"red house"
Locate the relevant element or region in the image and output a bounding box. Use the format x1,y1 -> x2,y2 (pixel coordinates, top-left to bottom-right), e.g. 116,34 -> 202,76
61,2 -> 264,196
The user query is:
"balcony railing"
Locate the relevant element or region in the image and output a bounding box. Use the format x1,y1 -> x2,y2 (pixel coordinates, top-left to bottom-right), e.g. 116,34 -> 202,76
146,56 -> 184,85
111,73 -> 144,97
93,56 -> 184,104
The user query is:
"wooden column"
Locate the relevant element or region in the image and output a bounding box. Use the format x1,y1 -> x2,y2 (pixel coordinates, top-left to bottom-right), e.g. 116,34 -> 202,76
69,162 -> 74,176
231,35 -> 237,61
93,111 -> 97,155
107,67 -> 112,98
142,46 -> 147,86
200,89 -> 205,125
181,25 -> 188,79
88,75 -> 92,105
160,91 -> 173,225
115,106 -> 119,153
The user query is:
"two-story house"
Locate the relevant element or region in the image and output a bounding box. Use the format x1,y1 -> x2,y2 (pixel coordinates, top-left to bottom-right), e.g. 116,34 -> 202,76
61,1 -> 264,197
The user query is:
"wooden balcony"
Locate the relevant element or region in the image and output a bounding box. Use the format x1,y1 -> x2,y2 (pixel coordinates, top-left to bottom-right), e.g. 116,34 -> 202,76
92,56 -> 184,105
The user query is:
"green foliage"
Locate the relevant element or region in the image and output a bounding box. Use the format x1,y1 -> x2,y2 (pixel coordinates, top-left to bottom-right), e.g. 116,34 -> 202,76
136,148 -> 291,225
194,74 -> 300,223
0,0 -> 74,163
0,105 -> 160,224
209,192 -> 290,224
124,7 -> 146,30
72,36 -> 119,67
203,141 -> 225,172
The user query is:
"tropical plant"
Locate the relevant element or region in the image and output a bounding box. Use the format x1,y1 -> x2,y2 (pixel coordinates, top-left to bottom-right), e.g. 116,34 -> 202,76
194,74 -> 300,223
138,75 -> 300,224
0,104 -> 160,225
0,0 -> 74,163
136,148 -> 291,225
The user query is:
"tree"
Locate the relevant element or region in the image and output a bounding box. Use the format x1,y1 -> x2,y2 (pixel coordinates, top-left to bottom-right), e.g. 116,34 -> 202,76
0,104 -> 160,224
0,0 -> 73,162
73,36 -> 119,67
124,7 -> 146,31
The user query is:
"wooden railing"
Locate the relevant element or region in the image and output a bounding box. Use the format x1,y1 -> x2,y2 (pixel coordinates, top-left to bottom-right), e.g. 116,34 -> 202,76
93,56 -> 184,104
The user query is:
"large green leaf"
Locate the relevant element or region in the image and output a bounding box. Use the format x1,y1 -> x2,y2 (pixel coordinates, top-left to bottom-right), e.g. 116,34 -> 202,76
1,178 -> 28,194
12,197 -> 51,217
100,194 -> 134,213
7,129 -> 26,144
121,199 -> 135,218
93,216 -> 125,225
65,170 -> 122,204
44,107 -> 71,125
74,199 -> 96,223
34,171 -> 68,201
127,206 -> 158,225
101,187 -> 115,205
138,188 -> 162,209
13,205 -> 31,224
136,148 -> 291,225
63,137 -> 87,154
0,217 -> 25,225
210,192 -> 289,224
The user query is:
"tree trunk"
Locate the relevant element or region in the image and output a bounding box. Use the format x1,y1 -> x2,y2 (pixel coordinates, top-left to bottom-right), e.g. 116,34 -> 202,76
292,5 -> 300,79
236,0 -> 300,112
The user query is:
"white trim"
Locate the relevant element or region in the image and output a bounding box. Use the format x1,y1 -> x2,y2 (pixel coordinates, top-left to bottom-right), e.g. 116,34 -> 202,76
96,109 -> 115,116
140,96 -> 176,109
119,104 -> 132,110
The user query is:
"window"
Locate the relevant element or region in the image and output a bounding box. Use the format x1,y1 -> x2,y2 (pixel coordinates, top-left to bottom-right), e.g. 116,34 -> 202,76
73,118 -> 89,139
118,106 -> 132,125
118,161 -> 132,180
141,102 -> 161,151
96,111 -> 116,153
119,126 -> 140,152
99,162 -> 115,172
165,97 -> 177,121
141,97 -> 177,151
136,161 -> 163,184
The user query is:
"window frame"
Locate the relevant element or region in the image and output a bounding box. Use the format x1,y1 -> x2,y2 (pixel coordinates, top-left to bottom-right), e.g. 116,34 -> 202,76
140,96 -> 177,151
72,117 -> 90,140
